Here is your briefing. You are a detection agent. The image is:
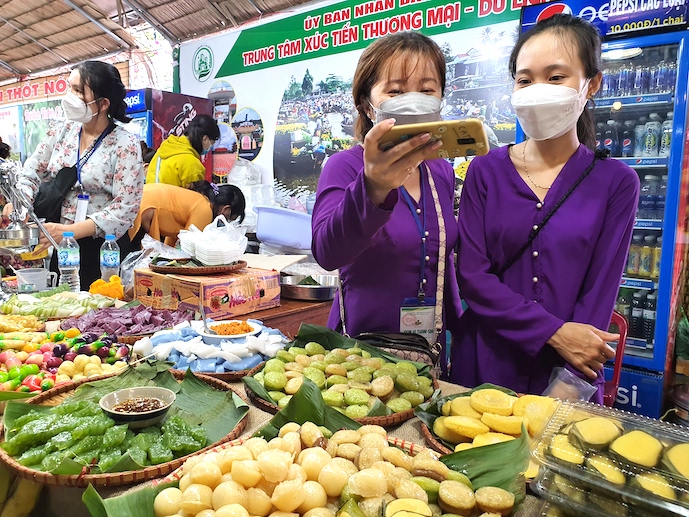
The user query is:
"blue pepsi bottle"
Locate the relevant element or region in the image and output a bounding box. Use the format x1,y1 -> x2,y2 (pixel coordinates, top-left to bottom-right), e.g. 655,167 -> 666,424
604,120 -> 619,157
621,120 -> 635,157
595,122 -> 604,151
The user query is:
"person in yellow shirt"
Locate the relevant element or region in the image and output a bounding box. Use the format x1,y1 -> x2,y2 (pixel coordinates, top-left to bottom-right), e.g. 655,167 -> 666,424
129,180 -> 246,248
146,114 -> 220,186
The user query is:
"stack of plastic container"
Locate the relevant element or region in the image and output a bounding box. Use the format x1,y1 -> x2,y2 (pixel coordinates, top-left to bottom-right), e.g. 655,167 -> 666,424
531,400 -> 689,516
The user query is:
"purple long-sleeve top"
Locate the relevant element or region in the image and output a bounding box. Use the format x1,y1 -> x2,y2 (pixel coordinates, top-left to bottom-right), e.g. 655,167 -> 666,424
452,144 -> 639,403
312,145 -> 463,365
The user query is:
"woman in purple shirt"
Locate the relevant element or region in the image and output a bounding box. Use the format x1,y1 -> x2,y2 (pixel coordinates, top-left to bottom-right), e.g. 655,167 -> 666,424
453,14 -> 639,403
312,33 -> 464,377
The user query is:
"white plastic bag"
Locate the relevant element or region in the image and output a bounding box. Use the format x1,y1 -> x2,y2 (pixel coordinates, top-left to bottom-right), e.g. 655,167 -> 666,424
542,366 -> 598,402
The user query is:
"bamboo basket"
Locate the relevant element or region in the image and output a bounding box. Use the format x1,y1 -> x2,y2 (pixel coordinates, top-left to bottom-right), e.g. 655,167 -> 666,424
0,371 -> 249,487
171,362 -> 265,383
420,422 -> 454,455
243,363 -> 439,427
153,433 -> 429,486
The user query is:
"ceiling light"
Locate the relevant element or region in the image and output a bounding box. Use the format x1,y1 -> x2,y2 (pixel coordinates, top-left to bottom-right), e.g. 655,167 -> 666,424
602,48 -> 643,61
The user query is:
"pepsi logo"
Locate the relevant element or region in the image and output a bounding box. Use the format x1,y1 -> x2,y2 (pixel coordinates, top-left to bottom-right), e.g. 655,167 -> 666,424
623,139 -> 632,146
536,3 -> 573,22
604,139 -> 613,146
635,159 -> 642,164
636,97 -> 643,102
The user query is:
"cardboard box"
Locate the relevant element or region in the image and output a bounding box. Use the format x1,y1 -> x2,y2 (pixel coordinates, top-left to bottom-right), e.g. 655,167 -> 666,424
134,267 -> 280,320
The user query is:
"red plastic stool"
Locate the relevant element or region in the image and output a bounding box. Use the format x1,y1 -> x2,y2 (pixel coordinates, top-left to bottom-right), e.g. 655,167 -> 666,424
604,311 -> 628,407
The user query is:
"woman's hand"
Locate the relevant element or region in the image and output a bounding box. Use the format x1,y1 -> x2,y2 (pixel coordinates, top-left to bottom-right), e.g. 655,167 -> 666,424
362,119 -> 442,205
1,203 -> 13,218
548,322 -> 618,380
36,223 -> 67,251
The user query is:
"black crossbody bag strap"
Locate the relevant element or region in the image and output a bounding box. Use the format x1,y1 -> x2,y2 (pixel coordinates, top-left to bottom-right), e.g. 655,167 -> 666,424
495,154 -> 600,277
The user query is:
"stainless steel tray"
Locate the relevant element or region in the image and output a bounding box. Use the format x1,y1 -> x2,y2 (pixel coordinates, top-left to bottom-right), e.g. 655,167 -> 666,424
280,274 -> 338,301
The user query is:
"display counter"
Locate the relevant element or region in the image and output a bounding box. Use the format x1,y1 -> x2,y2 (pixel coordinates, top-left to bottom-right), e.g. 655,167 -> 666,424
28,378 -> 541,517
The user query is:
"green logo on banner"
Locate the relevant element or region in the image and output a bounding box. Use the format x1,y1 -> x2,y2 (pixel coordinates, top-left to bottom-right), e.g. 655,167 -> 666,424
194,46 -> 214,82
216,0 -> 522,77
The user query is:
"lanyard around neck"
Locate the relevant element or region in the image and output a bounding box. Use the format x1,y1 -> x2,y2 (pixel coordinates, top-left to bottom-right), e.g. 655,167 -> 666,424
399,170 -> 428,303
77,124 -> 113,186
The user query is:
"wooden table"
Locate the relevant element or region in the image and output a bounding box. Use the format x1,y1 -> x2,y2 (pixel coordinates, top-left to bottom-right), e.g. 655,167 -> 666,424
251,298 -> 332,338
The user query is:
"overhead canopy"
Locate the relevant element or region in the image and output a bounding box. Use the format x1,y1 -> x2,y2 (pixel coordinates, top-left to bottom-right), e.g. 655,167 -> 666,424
0,0 -> 314,82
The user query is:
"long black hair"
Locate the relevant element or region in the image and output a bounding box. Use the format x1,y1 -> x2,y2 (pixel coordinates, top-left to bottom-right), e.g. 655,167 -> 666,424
184,115 -> 220,155
189,180 -> 246,223
0,143 -> 9,159
509,14 -> 601,150
72,61 -> 130,123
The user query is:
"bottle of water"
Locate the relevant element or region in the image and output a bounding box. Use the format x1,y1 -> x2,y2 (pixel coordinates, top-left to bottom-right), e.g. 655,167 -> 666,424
58,231 -> 80,292
100,234 -> 121,280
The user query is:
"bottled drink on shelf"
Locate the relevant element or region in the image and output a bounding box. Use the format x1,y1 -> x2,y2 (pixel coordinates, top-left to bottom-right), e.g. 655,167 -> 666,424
604,120 -> 619,157
618,63 -> 633,96
634,117 -> 647,158
621,120 -> 635,157
602,68 -> 616,97
617,290 -> 631,321
627,234 -> 643,276
643,293 -> 656,347
99,234 -> 121,280
659,111 -> 673,158
666,61 -> 677,93
655,61 -> 667,93
639,235 -> 656,278
631,291 -> 646,338
58,231 -> 80,293
657,175 -> 668,220
638,175 -> 659,219
652,235 -> 662,280
643,113 -> 662,157
595,122 -> 605,151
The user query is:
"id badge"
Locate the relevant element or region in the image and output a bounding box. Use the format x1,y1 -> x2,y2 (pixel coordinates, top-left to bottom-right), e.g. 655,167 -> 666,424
400,297 -> 435,337
75,194 -> 89,223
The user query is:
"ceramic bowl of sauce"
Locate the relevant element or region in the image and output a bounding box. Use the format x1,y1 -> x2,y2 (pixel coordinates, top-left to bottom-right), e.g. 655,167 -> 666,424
99,386 -> 176,428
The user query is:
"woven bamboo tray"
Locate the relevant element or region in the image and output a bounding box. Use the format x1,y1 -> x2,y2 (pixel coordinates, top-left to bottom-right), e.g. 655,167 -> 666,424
171,361 -> 265,383
150,260 -> 247,276
153,433 -> 429,486
243,363 -> 439,427
421,422 -> 454,455
0,370 -> 248,487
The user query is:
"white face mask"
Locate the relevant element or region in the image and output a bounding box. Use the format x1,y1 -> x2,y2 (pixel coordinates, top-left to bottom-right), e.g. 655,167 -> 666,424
511,81 -> 590,141
61,92 -> 100,124
371,92 -> 442,125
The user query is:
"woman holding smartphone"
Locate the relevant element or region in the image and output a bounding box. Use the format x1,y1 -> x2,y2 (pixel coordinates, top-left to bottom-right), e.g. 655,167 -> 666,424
453,14 -> 639,403
311,32 -> 463,378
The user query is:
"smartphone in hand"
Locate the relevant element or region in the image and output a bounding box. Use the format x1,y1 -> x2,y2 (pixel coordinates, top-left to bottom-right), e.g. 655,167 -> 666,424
378,118 -> 489,159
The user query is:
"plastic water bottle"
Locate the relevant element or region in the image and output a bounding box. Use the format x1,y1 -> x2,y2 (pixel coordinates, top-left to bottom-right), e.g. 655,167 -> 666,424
595,122 -> 604,151
659,112 -> 673,157
631,291 -> 645,338
100,234 -> 120,280
638,175 -> 659,219
643,113 -> 662,157
643,293 -> 656,347
657,175 -> 667,220
621,120 -> 635,157
58,231 -> 80,292
634,117 -> 647,157
603,120 -> 619,156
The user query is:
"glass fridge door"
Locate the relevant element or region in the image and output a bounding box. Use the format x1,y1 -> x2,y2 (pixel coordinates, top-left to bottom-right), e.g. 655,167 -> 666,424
601,32 -> 689,371
120,111 -> 153,147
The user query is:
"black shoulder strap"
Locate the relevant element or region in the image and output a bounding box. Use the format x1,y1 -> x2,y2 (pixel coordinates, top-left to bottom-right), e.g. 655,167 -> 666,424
495,152 -> 602,277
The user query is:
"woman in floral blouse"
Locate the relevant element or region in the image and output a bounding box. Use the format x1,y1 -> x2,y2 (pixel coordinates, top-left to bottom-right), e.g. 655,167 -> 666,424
9,61 -> 144,287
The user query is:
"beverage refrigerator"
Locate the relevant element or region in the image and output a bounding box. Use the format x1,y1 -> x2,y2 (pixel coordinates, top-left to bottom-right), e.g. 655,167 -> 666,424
519,4 -> 689,418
